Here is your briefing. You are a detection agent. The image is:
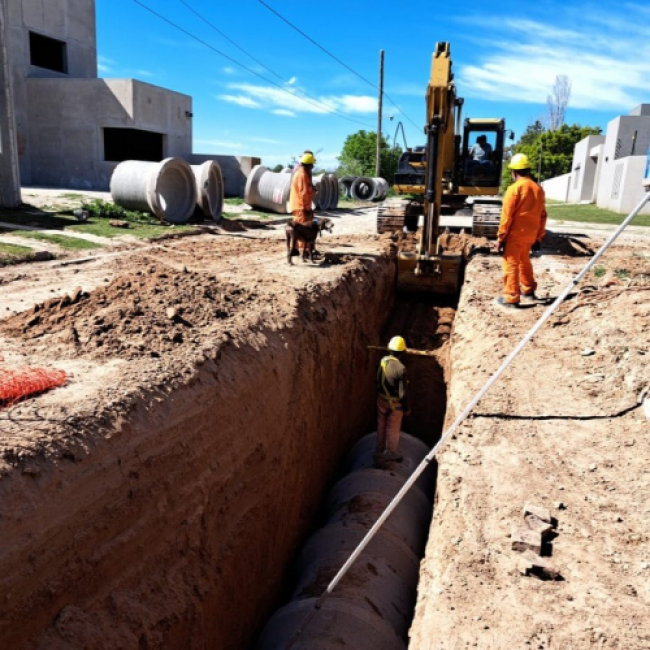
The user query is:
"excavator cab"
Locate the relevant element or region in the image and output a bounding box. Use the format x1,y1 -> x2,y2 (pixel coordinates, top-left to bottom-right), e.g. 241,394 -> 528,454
460,119 -> 506,190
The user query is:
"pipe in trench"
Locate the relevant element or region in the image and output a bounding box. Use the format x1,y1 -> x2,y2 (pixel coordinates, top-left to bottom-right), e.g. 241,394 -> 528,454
256,432 -> 435,649
110,158 -> 197,223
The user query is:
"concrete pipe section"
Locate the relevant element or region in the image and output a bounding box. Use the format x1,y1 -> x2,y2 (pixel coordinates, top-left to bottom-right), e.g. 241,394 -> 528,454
328,173 -> 340,209
351,176 -> 377,201
244,165 -> 293,214
340,176 -> 355,198
256,432 -> 435,649
110,158 -> 197,224
190,160 -> 224,222
373,177 -> 389,201
312,174 -> 331,211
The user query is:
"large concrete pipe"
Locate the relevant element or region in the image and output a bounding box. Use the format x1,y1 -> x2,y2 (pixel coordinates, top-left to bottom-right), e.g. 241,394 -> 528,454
373,177 -> 389,201
256,432 -> 433,649
110,158 -> 197,224
328,173 -> 340,209
340,176 -> 355,198
190,160 -> 224,222
351,176 -> 377,201
312,174 -> 331,211
244,165 -> 292,214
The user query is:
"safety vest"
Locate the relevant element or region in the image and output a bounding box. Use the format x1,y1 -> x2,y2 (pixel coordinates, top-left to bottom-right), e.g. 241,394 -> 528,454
377,355 -> 403,409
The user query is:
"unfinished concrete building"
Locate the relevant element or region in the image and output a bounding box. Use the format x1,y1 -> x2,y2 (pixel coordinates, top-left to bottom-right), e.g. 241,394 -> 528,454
2,0 -> 259,194
542,104 -> 650,215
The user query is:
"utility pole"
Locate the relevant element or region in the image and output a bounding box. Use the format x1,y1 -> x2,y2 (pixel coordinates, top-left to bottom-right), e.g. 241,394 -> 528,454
376,49 -> 384,178
538,139 -> 543,182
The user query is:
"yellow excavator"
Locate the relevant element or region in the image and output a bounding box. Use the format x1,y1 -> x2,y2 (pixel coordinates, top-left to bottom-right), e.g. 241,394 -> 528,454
377,42 -> 511,294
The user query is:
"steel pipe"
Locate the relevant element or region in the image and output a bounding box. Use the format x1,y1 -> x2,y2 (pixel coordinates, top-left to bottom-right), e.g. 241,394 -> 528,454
244,165 -> 292,214
190,160 -> 224,222
110,158 -> 197,224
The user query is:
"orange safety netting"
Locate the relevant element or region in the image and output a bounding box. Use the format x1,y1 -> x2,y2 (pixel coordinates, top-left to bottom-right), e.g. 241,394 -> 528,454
0,367 -> 68,406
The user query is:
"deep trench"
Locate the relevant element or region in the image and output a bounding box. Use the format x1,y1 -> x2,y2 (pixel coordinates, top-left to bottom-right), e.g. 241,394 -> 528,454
253,293 -> 455,648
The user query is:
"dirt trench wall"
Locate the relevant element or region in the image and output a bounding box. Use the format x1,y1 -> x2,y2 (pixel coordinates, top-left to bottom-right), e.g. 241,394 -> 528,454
0,259 -> 394,650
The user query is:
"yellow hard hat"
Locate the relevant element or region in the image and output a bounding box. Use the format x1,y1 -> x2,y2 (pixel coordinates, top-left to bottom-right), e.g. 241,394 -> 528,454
301,153 -> 316,165
508,153 -> 530,170
388,336 -> 407,352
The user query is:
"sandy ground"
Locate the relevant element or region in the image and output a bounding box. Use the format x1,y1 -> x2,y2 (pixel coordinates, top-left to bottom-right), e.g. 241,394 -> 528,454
1,192 -> 650,648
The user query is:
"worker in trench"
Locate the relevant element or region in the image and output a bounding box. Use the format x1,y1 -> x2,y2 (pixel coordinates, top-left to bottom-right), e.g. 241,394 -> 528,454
289,151 -> 321,259
375,336 -> 410,464
495,153 -> 548,308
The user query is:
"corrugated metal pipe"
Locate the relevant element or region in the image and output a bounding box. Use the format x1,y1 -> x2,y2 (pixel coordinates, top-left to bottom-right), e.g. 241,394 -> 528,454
190,160 -> 224,222
245,165 -> 292,214
110,158 -> 197,224
256,432 -> 435,650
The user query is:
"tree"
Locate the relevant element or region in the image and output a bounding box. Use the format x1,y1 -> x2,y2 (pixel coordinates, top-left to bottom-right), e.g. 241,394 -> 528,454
502,123 -> 601,191
337,130 -> 401,183
271,164 -> 284,173
547,75 -> 572,131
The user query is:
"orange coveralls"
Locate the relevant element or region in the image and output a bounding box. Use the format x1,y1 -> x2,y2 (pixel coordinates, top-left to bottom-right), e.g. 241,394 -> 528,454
497,177 -> 547,304
289,166 -> 314,224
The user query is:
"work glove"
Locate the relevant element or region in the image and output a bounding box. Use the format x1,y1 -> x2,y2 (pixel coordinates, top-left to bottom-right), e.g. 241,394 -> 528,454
531,241 -> 541,253
496,241 -> 505,256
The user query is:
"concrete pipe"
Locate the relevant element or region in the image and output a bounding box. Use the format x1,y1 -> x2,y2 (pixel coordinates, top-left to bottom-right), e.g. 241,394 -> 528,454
373,177 -> 389,201
351,176 -> 377,201
312,174 -> 331,211
256,598 -> 405,650
344,432 -> 436,497
322,174 -> 336,210
110,158 -> 197,224
328,173 -> 340,209
340,176 -> 355,198
256,431 -> 434,648
244,165 -> 292,214
190,160 -> 224,222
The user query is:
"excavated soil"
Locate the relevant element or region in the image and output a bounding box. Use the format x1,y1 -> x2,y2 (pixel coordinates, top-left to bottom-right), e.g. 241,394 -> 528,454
409,240 -> 650,649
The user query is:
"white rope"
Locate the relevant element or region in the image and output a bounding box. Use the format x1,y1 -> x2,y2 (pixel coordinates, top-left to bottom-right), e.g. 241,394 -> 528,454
284,191 -> 650,648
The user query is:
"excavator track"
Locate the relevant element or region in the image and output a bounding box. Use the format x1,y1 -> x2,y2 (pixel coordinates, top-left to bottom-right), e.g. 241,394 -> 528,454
471,202 -> 501,239
376,198 -> 422,234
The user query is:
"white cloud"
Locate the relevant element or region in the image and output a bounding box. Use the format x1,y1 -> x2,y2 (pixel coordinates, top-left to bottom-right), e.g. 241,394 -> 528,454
287,76 -> 297,85
457,13 -> 650,112
223,67 -> 235,75
250,137 -> 284,144
97,55 -> 114,74
133,69 -> 155,79
273,109 -> 296,117
216,81 -> 376,118
218,94 -> 262,108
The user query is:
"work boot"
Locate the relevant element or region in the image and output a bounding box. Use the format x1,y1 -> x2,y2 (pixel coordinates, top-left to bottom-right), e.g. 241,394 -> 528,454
382,449 -> 403,462
497,297 -> 520,309
521,292 -> 537,302
290,248 -> 299,257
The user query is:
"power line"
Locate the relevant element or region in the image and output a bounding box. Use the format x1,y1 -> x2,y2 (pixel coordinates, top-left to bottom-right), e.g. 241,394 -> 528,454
256,0 -> 422,133
131,0 -> 375,128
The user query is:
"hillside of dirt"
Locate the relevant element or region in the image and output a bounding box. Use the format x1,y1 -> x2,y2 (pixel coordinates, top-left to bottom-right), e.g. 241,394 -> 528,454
410,239 -> 650,649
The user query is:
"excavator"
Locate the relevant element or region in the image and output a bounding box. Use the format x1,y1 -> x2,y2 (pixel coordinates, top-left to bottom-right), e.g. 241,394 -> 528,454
377,42 -> 511,294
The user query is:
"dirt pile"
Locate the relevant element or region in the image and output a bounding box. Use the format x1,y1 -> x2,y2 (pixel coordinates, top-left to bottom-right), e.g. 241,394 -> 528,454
2,262 -> 271,360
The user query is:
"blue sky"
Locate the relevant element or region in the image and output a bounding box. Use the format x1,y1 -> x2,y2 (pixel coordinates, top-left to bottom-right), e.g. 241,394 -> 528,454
96,0 -> 650,170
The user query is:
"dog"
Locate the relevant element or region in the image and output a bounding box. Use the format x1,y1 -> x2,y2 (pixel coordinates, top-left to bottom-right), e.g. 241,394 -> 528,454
286,217 -> 333,265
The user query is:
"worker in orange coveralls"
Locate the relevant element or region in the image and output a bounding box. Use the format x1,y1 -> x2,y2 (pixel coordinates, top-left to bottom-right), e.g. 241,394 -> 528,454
495,153 -> 547,308
289,152 -> 318,258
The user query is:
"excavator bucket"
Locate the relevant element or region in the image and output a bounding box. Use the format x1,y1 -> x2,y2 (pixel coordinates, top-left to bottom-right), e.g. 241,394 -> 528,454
396,252 -> 463,295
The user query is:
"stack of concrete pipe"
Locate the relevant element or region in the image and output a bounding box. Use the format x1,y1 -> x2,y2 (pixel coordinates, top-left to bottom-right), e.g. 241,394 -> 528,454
110,158 -> 197,224
256,432 -> 435,649
313,174 -> 331,211
190,159 -> 224,222
244,165 -> 293,214
340,176 -> 355,198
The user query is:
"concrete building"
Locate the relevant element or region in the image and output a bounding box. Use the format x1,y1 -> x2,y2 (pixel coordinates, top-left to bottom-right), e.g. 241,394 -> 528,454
542,105 -> 650,215
0,0 -> 22,206
2,0 -> 259,194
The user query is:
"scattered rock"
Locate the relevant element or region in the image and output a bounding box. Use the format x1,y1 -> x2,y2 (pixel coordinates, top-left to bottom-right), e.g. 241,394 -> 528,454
511,527 -> 543,555
523,504 -> 552,524
516,550 -> 561,580
525,514 -> 554,539
554,502 -> 567,511
589,463 -> 598,472
109,220 -> 130,228
581,348 -> 596,356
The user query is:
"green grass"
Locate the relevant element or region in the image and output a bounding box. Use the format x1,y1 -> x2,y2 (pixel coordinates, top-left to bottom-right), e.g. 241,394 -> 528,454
546,202 -> 650,227
0,242 -> 36,265
224,197 -> 245,205
8,231 -> 101,250
0,200 -> 197,241
58,192 -> 85,200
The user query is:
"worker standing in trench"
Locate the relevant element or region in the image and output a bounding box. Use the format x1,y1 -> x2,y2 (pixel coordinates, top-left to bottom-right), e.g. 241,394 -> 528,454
496,153 -> 548,308
375,336 -> 410,464
289,152 -> 319,258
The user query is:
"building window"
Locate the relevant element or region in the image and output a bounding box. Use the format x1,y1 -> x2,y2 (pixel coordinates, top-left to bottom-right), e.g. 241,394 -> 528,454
29,32 -> 67,73
103,128 -> 165,162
